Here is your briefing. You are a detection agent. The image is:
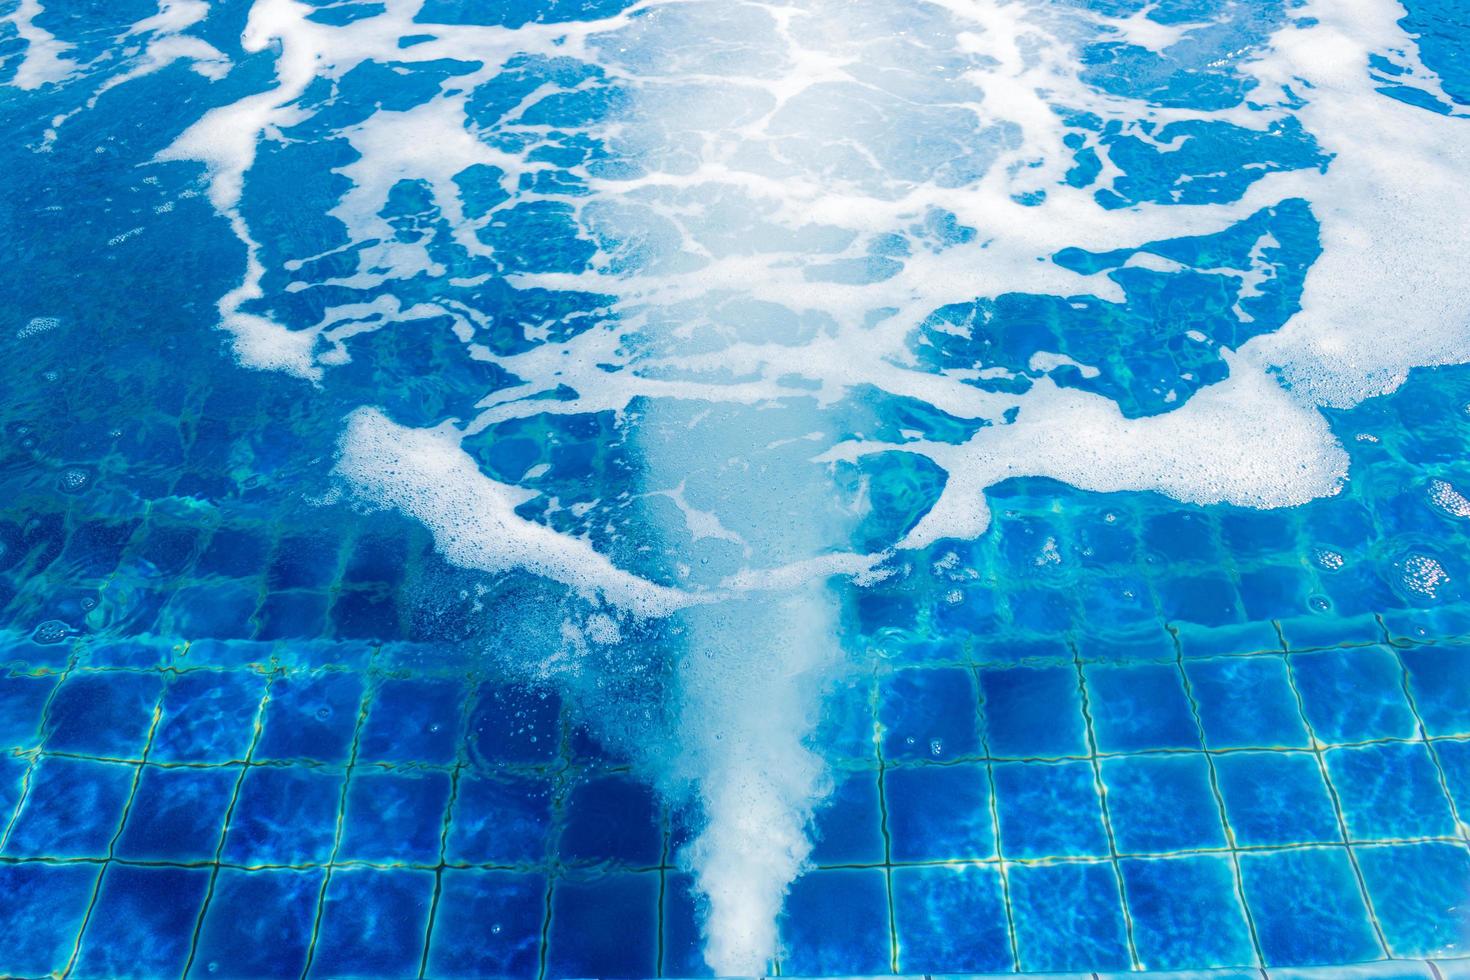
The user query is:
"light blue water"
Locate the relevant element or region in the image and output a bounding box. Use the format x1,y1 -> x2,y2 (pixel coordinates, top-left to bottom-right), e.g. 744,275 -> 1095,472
1,0 -> 1469,976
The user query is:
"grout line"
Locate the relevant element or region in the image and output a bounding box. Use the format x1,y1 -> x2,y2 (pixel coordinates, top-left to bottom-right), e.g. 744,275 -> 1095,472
62,680 -> 167,978
1171,625 -> 1266,969
969,664 -> 1020,974
1070,639 -> 1141,971
180,666 -> 280,979
298,655 -> 378,980
1278,639 -> 1392,958
873,672 -> 900,977
1388,645 -> 1470,857
416,674 -> 478,979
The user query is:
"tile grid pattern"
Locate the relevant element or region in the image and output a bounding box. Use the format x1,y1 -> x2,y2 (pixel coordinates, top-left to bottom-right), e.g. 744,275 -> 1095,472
1,615 -> 1470,977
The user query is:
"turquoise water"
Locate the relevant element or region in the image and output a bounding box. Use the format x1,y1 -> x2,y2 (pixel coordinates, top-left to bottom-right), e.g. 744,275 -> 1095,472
1,0 -> 1469,975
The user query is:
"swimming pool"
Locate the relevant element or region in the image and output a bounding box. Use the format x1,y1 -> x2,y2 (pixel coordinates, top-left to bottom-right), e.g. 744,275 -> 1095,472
2,0 -> 1469,976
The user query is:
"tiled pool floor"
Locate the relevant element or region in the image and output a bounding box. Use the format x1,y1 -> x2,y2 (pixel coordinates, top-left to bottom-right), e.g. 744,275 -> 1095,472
3,608 -> 1469,978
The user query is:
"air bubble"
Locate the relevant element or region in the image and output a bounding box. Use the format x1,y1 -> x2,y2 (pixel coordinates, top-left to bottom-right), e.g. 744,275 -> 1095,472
32,620 -> 70,644
58,467 -> 93,494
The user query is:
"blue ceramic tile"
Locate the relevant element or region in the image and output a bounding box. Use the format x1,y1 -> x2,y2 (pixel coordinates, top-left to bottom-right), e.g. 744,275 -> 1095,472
1355,842 -> 1470,958
884,762 -> 994,862
780,868 -> 890,976
1213,750 -> 1341,846
1186,655 -> 1310,749
892,864 -> 1011,973
358,677 -> 463,764
73,865 -> 210,978
1008,860 -> 1131,973
0,753 -> 25,826
1159,572 -> 1242,628
1101,753 -> 1225,854
309,868 -> 435,977
191,868 -> 323,978
0,672 -> 55,748
116,764 -> 238,862
1121,855 -> 1255,970
811,675 -> 876,764
1239,847 -> 1381,967
1085,662 -> 1200,752
979,664 -> 1088,758
426,869 -> 545,978
993,759 -> 1110,858
254,590 -> 330,641
1291,647 -> 1417,743
151,670 -> 264,763
809,769 -> 884,866
879,667 -> 980,761
223,765 -> 344,865
661,872 -> 713,978
3,756 -> 136,858
0,861 -> 98,977
466,683 -> 561,766
1432,737 -> 1470,818
546,872 -> 660,978
267,533 -> 341,591
1400,646 -> 1470,736
445,773 -> 552,866
559,774 -> 662,866
1325,742 -> 1458,841
42,670 -> 162,758
256,671 -> 364,764
338,769 -> 452,864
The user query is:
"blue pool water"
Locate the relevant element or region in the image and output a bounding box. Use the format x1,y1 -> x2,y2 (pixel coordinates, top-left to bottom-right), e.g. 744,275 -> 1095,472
2,0 -> 1470,976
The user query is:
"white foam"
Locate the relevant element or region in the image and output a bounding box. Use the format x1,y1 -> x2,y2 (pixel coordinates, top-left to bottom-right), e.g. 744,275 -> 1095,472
335,407 -> 693,617
5,0 -> 78,90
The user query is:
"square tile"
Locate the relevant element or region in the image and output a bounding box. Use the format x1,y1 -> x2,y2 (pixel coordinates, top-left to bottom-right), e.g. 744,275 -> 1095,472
466,683 -> 561,766
1120,854 -> 1255,970
809,769 -> 884,866
254,591 -> 329,641
1356,842 -> 1470,958
0,753 -> 25,827
310,868 -> 434,977
779,868 -> 889,976
1159,572 -> 1242,628
115,765 -> 237,862
1401,646 -> 1470,736
1007,860 -> 1131,972
993,760 -> 1110,858
879,667 -> 980,762
151,670 -> 264,763
884,762 -> 994,862
0,672 -> 56,749
223,765 -> 344,865
358,677 -> 463,764
256,671 -> 364,763
445,773 -> 552,866
42,670 -> 162,758
1085,662 -> 1200,752
1239,847 -> 1380,967
1290,647 -> 1417,743
892,864 -> 1011,973
426,869 -> 545,978
3,756 -> 136,858
1101,754 -> 1225,854
1186,656 -> 1309,749
192,868 -> 323,978
1213,751 -> 1341,846
546,872 -> 659,978
1325,742 -> 1458,841
339,769 -> 452,864
441,775 -> 552,863
72,865 -> 210,978
979,665 -> 1088,758
559,774 -> 662,867
0,861 -> 98,977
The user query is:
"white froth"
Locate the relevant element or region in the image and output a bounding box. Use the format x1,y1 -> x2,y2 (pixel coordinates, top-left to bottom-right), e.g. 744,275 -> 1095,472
335,407 -> 692,617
